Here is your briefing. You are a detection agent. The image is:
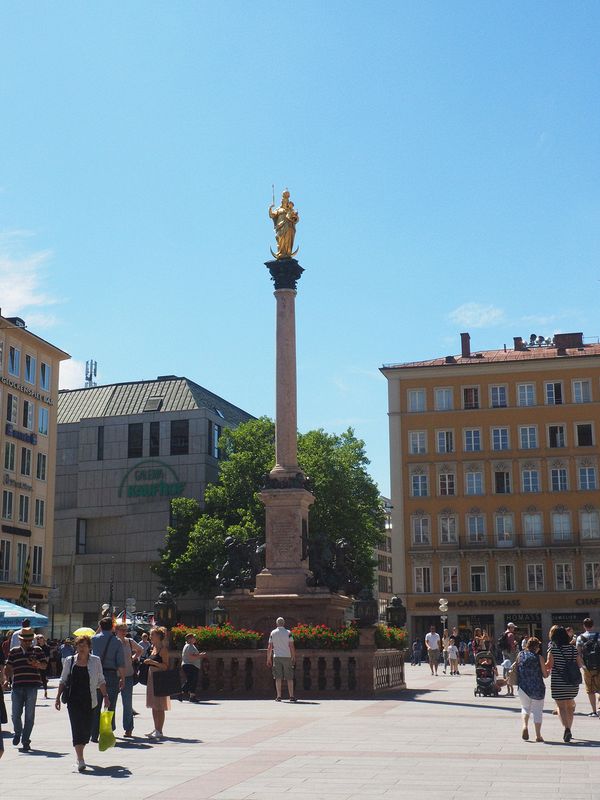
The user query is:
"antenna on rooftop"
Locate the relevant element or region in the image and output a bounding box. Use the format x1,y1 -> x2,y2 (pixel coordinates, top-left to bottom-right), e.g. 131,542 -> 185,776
85,359 -> 98,388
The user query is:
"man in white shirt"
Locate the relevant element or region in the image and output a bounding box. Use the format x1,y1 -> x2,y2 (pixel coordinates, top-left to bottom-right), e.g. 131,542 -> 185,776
266,617 -> 296,702
425,625 -> 441,676
181,634 -> 205,702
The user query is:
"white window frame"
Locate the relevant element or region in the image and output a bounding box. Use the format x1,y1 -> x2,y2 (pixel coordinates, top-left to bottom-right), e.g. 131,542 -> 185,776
579,466 -> 597,491
6,393 -> 18,424
517,383 -> 536,407
40,362 -> 51,391
466,514 -> 486,544
495,514 -> 514,547
491,427 -> 509,451
465,471 -> 483,496
548,424 -> 566,448
576,422 -> 594,447
490,384 -> 508,408
519,426 -> 538,449
2,490 -> 13,520
36,452 -> 47,481
462,386 -> 480,410
551,512 -> 571,542
4,442 -> 15,472
436,430 -> 454,454
24,354 -> 36,385
442,565 -> 459,593
584,562 -> 600,590
470,565 -> 487,592
18,495 -> 29,524
434,387 -> 453,411
407,389 -> 426,412
439,515 -> 458,544
555,562 -> 573,591
523,512 -> 543,546
550,467 -> 568,492
545,381 -> 563,405
20,447 -> 32,477
34,498 -> 45,527
581,510 -> 600,540
498,564 -> 516,592
411,473 -> 428,497
8,346 -> 20,377
411,516 -> 431,545
438,472 -> 455,497
414,566 -> 432,593
464,428 -> 482,452
572,379 -> 591,404
32,545 -> 43,585
527,563 -> 544,591
409,430 -> 427,455
522,469 -> 540,493
38,407 -> 49,436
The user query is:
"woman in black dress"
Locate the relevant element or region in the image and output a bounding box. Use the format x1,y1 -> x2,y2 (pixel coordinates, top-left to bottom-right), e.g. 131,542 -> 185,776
546,625 -> 583,742
55,635 -> 110,772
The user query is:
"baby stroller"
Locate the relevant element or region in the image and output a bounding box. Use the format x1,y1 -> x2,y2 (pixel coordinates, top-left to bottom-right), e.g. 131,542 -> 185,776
474,651 -> 498,697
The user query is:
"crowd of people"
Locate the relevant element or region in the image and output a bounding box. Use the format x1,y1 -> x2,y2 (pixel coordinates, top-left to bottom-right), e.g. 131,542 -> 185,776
411,617 -> 600,744
0,616 -> 207,771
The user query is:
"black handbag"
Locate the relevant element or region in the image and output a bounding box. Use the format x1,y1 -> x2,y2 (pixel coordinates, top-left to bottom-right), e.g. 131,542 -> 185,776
61,657 -> 75,704
0,690 -> 7,724
152,668 -> 182,697
137,658 -> 150,686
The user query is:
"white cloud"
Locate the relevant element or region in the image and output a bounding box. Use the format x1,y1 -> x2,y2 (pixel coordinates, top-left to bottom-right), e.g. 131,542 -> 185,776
448,302 -> 506,329
59,359 -> 86,390
0,231 -> 58,320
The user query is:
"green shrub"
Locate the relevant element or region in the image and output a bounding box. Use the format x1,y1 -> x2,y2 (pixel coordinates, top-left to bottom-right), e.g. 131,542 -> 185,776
291,623 -> 360,650
170,622 -> 262,650
375,624 -> 408,650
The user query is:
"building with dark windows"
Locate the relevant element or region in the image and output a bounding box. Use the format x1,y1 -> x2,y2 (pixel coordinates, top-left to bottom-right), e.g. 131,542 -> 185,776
52,376 -> 253,634
374,497 -> 394,619
382,331 -> 600,645
0,312 -> 70,613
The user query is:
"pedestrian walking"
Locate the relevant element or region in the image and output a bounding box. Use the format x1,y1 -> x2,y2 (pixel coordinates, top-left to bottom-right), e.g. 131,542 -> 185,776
266,617 -> 296,701
546,625 -> 583,742
0,647 -> 6,760
10,619 -> 31,650
55,635 -> 110,772
145,626 -> 171,739
181,634 -> 205,701
425,625 -> 441,676
447,638 -> 459,675
499,622 -> 518,664
138,632 -> 151,657
35,635 -> 51,699
411,639 -> 422,666
115,623 -> 144,737
516,637 -> 548,742
59,638 -> 75,665
576,617 -> 600,717
442,628 -> 450,674
4,627 -> 48,752
91,618 -> 125,742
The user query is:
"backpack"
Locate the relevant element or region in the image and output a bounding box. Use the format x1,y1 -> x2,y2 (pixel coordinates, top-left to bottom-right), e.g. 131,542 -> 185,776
581,632 -> 600,670
498,632 -> 509,651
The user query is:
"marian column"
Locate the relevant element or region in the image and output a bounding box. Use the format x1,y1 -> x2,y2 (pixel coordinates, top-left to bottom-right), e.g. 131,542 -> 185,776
254,190 -> 314,595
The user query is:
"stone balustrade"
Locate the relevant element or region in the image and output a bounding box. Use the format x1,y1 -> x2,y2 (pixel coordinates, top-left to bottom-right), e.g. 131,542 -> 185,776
168,647 -> 405,697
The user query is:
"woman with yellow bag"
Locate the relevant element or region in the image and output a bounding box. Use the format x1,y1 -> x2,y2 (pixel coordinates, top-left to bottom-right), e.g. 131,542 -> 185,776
55,635 -> 110,772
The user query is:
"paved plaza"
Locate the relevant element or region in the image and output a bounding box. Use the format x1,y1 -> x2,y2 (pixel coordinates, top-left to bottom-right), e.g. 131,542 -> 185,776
2,663 -> 600,799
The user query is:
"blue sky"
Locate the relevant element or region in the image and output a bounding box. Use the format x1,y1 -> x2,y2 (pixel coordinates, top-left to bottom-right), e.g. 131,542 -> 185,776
1,2 -> 599,495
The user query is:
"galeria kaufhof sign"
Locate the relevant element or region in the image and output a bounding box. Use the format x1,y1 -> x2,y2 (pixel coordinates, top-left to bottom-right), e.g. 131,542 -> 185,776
118,459 -> 186,499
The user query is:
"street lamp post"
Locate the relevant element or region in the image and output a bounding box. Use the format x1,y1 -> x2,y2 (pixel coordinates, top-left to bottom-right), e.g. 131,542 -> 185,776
438,597 -> 448,632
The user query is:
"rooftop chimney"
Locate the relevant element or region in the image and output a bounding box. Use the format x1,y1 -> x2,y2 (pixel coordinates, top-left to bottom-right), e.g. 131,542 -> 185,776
553,332 -> 584,349
460,332 -> 471,358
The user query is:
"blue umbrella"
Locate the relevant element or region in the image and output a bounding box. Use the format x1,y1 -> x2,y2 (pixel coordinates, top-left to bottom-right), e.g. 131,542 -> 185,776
0,598 -> 49,629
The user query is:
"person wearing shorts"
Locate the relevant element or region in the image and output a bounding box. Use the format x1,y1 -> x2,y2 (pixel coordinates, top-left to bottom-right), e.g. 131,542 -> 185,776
266,617 -> 296,702
425,625 -> 441,675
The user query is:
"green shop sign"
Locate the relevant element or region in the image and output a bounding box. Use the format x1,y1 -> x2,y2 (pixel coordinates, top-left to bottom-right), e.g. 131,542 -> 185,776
118,459 -> 186,499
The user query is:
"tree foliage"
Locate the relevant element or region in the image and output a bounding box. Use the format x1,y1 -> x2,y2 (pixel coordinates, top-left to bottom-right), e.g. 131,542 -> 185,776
154,417 -> 384,597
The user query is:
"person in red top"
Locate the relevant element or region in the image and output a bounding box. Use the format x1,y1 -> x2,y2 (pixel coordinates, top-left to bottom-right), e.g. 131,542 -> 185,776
4,627 -> 47,752
502,622 -> 518,664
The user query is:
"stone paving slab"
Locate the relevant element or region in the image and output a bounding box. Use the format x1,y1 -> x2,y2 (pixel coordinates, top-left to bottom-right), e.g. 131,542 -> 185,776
2,665 -> 600,798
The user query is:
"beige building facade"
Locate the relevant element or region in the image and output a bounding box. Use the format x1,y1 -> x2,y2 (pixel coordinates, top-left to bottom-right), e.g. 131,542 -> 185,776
53,377 -> 253,634
0,313 -> 69,614
382,331 -> 600,644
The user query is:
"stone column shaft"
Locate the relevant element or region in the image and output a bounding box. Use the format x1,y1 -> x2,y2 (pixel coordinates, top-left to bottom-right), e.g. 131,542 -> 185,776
273,288 -> 298,475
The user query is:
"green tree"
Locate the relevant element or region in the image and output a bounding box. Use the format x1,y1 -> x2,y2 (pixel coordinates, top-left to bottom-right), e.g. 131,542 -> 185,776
154,416 -> 384,596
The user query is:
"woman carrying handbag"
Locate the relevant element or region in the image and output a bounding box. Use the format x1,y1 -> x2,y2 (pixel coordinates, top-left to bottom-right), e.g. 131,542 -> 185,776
55,635 -> 110,772
145,626 -> 171,741
546,625 -> 583,742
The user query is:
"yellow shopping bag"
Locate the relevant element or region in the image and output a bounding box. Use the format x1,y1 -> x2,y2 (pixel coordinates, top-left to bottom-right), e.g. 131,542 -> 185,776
98,709 -> 116,751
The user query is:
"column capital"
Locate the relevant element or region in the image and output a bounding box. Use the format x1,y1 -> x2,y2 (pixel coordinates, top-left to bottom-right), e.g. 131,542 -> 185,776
265,258 -> 304,290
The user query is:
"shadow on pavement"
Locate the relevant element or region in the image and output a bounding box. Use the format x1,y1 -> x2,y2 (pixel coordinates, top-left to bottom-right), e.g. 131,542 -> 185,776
85,764 -> 132,777
115,740 -> 153,750
20,749 -> 68,758
159,736 -> 202,744
409,696 -> 523,714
